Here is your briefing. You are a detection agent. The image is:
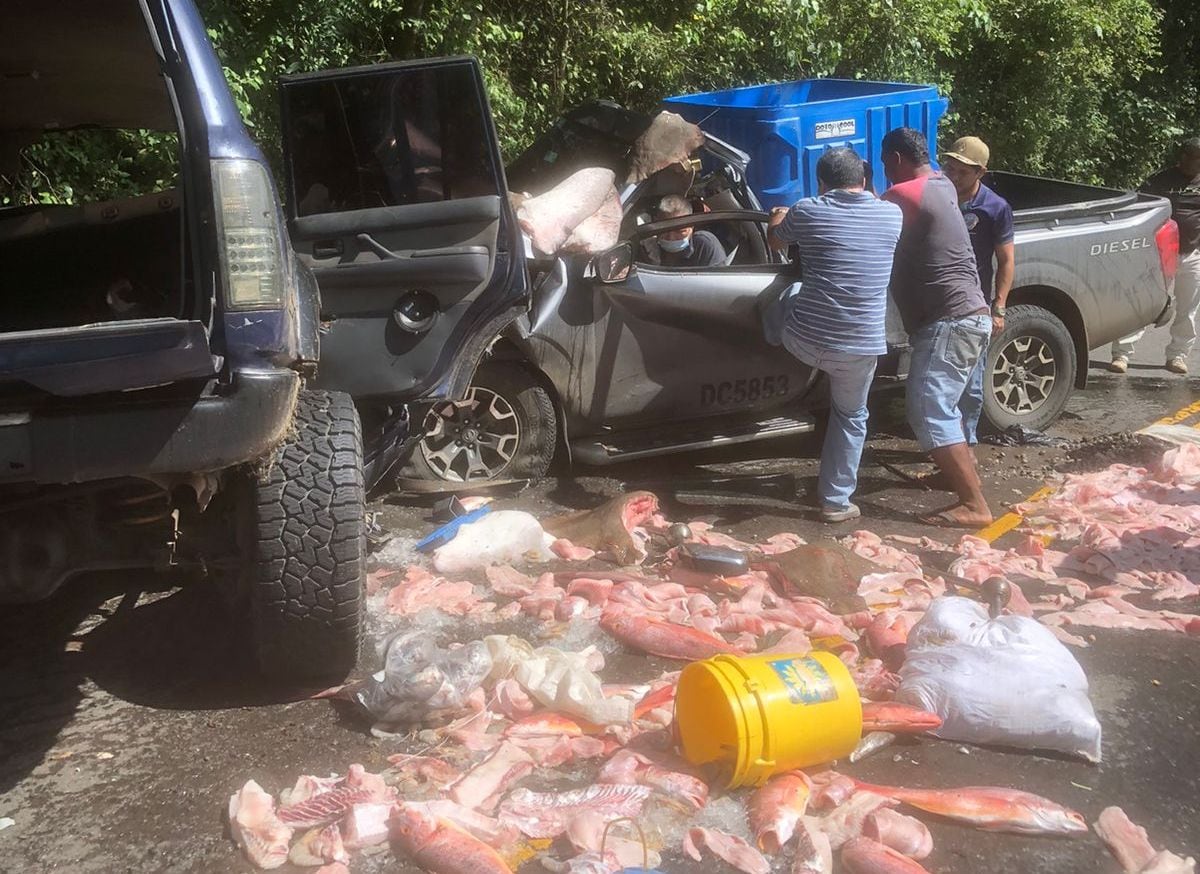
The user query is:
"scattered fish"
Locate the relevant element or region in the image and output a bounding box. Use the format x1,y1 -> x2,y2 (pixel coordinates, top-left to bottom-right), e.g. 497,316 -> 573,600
860,702 -> 943,734
498,784 -> 651,839
389,805 -> 513,873
289,823 -> 349,867
863,809 -> 933,860
600,608 -> 737,660
837,775 -> 1088,835
751,543 -> 875,613
1095,806 -> 1197,873
544,491 -> 659,564
841,836 -> 932,873
791,816 -> 834,874
683,827 -> 771,874
749,771 -> 813,853
228,780 -> 293,870
850,731 -> 898,763
597,749 -> 708,810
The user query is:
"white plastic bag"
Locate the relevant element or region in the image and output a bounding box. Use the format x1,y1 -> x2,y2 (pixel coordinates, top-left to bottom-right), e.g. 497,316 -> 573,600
485,635 -> 633,726
432,511 -> 557,574
896,596 -> 1102,761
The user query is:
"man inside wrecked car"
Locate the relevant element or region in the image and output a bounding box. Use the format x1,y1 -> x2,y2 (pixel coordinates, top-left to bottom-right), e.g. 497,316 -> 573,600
881,127 -> 994,528
767,147 -> 903,523
647,194 -> 727,267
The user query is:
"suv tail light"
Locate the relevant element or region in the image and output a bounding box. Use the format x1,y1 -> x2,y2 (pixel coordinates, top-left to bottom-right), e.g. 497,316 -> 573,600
211,159 -> 285,309
1156,219 -> 1180,285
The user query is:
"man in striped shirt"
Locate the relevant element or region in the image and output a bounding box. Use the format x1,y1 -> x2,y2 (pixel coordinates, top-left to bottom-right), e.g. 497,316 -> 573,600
768,147 -> 904,523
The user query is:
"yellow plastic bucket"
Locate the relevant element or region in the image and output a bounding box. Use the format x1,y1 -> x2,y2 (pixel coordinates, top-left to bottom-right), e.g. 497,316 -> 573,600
673,651 -> 862,789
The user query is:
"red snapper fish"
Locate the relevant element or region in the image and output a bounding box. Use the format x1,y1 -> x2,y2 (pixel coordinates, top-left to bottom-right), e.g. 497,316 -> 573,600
600,608 -> 737,660
749,771 -> 813,853
841,837 -> 932,873
837,775 -> 1088,835
389,805 -> 513,873
859,701 -> 943,734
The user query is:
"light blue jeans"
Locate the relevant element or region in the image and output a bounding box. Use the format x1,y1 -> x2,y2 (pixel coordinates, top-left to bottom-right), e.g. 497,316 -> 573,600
960,334 -> 990,445
907,314 -> 991,451
781,333 -> 877,511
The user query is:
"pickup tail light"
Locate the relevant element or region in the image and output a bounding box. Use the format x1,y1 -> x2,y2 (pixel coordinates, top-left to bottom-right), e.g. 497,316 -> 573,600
1156,218 -> 1180,285
211,159 -> 285,309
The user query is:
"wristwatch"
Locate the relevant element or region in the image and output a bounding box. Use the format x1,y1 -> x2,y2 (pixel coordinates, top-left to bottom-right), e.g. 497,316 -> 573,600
992,303 -> 1006,317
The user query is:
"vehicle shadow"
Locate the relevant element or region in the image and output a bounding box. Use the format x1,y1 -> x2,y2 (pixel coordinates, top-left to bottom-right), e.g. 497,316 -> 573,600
0,571 -> 308,796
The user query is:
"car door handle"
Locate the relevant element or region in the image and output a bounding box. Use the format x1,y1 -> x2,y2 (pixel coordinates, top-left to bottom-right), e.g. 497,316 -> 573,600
356,233 -> 400,261
312,239 -> 344,259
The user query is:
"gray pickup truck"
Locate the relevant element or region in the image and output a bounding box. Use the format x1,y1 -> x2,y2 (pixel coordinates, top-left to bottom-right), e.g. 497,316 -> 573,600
387,101 -> 1176,484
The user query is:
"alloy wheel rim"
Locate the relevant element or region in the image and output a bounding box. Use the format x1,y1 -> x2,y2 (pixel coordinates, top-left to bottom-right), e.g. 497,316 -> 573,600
419,387 -> 521,482
991,335 -> 1057,415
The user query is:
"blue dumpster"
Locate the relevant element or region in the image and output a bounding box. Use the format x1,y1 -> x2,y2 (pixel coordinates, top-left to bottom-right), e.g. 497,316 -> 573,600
664,79 -> 949,209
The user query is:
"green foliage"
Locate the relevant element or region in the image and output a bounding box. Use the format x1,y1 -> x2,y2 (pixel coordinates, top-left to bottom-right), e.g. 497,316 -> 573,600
2,0 -> 1195,207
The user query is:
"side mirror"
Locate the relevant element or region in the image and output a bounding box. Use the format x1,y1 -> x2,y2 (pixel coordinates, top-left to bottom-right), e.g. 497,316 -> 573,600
594,242 -> 635,284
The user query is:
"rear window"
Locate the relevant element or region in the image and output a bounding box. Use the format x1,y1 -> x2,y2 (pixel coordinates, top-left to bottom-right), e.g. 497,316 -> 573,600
284,62 -> 500,217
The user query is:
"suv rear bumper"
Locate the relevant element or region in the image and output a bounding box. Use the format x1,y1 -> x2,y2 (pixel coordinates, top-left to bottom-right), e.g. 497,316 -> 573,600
0,370 -> 299,484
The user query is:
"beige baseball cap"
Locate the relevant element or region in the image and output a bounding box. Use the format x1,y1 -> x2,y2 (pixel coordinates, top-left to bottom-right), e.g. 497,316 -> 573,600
943,136 -> 990,169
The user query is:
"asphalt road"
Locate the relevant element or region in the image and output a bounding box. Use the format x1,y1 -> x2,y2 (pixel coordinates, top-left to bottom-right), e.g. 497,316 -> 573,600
1,351 -> 1197,874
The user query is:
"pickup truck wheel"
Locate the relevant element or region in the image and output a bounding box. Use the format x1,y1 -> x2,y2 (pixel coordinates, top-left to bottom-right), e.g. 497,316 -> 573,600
983,305 -> 1076,432
407,362 -> 556,484
237,389 -> 365,682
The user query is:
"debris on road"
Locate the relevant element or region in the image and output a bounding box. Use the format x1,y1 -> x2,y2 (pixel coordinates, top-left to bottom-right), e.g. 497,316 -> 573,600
223,442 -> 1200,871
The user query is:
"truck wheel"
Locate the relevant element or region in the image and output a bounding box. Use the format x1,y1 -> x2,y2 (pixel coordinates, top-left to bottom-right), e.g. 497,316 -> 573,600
237,389 -> 365,682
983,304 -> 1076,432
406,362 -> 556,484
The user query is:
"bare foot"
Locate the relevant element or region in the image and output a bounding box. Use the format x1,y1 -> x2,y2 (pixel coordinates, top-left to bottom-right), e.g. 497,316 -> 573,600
920,503 -> 993,529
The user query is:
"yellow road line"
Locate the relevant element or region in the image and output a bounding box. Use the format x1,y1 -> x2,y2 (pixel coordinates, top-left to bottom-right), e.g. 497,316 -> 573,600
975,486 -> 1055,543
975,396 -> 1200,543
1147,398 -> 1200,428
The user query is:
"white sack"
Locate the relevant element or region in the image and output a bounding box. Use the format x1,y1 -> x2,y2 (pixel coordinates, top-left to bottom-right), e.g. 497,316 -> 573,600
432,511 -> 556,574
896,596 -> 1102,761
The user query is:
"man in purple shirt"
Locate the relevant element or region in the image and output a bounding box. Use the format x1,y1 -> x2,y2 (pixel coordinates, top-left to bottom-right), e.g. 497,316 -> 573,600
942,136 -> 1016,445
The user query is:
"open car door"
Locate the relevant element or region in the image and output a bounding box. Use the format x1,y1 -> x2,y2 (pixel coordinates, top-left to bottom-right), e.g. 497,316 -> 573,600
279,57 -> 527,402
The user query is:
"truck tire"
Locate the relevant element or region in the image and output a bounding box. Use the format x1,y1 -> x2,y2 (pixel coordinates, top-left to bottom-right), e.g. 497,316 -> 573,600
239,389 -> 365,682
405,362 -> 557,484
983,304 -> 1076,433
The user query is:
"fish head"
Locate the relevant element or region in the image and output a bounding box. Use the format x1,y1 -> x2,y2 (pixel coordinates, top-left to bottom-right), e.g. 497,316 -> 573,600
389,805 -> 438,847
1034,805 -> 1090,834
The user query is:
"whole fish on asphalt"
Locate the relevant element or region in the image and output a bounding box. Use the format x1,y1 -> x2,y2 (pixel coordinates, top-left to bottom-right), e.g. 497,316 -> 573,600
543,491 -> 659,565
600,607 -> 738,660
751,543 -> 875,613
834,775 -> 1088,835
389,805 -> 513,873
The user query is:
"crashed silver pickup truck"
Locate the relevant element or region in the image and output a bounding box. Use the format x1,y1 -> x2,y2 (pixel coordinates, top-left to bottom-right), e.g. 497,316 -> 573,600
397,101 -> 1178,485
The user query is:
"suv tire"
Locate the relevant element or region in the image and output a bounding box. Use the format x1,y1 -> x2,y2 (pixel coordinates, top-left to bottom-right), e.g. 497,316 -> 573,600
238,389 -> 365,682
983,304 -> 1076,432
405,362 -> 556,484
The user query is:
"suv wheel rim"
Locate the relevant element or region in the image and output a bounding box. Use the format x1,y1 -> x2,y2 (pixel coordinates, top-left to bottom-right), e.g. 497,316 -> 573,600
992,335 -> 1056,415
419,387 -> 520,482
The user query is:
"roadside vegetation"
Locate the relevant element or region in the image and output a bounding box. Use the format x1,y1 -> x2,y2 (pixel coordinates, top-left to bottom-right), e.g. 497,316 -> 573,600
2,0 -> 1196,205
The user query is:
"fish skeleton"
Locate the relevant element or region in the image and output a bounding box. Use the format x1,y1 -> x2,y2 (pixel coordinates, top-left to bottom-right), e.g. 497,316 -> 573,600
840,775 -> 1088,835
499,784 -> 652,839
600,608 -> 737,660
389,805 -> 513,873
277,785 -> 375,828
860,702 -> 943,734
750,543 -> 875,613
749,771 -> 812,853
841,837 -> 932,873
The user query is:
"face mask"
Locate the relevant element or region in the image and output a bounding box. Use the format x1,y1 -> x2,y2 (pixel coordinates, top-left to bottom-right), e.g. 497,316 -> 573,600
659,237 -> 691,253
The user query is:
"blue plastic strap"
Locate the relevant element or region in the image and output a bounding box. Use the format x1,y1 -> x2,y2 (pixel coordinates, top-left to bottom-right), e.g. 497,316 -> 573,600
414,505 -> 492,553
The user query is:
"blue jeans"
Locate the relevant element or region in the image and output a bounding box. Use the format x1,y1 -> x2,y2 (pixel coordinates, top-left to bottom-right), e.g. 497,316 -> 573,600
960,334 -> 990,445
782,333 -> 877,510
907,314 -> 990,451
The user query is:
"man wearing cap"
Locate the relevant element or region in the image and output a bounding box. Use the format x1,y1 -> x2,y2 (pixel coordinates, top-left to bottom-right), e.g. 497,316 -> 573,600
1109,137 -> 1200,375
942,136 -> 1015,445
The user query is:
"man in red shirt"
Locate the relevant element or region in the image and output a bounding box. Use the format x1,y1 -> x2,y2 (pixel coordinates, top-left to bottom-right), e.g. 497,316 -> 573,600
881,128 -> 994,528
